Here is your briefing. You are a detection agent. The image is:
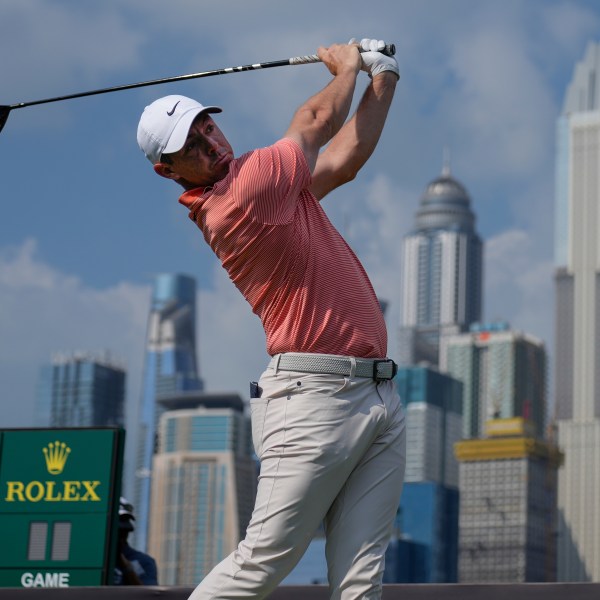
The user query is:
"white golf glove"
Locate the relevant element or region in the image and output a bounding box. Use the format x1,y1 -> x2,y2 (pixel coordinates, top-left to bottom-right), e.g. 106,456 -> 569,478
349,38 -> 400,80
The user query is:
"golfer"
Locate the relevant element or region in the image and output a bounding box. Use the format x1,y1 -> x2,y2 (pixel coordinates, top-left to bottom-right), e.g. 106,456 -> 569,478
137,38 -> 406,600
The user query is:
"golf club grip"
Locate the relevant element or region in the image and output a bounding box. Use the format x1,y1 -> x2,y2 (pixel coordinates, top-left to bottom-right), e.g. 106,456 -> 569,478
289,43 -> 396,65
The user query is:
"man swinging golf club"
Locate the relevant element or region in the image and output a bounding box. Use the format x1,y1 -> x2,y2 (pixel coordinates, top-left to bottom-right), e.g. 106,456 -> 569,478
137,38 -> 406,600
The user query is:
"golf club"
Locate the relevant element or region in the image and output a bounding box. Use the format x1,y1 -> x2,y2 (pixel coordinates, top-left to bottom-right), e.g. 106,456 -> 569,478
0,44 -> 395,134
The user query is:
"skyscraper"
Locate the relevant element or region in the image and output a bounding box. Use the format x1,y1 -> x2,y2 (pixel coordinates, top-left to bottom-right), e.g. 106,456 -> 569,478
397,366 -> 463,488
440,322 -> 547,440
148,395 -> 256,586
133,273 -> 203,551
399,163 -> 483,367
554,41 -> 600,581
390,366 -> 462,583
455,418 -> 562,583
35,352 -> 125,427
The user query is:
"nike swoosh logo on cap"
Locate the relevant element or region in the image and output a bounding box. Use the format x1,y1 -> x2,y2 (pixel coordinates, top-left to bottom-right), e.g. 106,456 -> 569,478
166,101 -> 180,116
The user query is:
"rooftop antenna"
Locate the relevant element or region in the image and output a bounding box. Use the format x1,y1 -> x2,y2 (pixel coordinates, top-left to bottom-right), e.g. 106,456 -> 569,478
442,146 -> 451,176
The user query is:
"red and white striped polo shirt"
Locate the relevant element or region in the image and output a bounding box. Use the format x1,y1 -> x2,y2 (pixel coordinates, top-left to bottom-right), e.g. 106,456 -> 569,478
179,138 -> 387,358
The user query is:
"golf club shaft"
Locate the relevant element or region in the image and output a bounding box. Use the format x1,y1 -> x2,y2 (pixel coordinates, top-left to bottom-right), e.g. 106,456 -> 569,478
7,44 -> 396,111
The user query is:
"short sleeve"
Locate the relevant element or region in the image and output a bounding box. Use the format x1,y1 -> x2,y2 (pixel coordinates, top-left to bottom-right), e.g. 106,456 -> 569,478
230,138 -> 312,225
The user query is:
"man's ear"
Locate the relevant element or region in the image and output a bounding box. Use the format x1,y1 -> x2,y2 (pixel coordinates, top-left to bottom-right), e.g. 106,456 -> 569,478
153,162 -> 179,181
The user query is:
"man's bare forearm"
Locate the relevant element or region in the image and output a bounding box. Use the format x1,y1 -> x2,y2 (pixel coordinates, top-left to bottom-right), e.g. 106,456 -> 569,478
310,71 -> 397,199
293,69 -> 358,147
285,44 -> 361,171
326,73 -> 397,175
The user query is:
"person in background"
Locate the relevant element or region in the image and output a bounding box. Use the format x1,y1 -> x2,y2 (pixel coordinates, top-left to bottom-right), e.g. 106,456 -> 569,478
114,497 -> 158,586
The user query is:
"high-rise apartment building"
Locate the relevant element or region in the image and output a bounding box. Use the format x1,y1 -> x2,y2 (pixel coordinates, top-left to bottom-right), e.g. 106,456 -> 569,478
554,41 -> 600,581
35,352 -> 125,427
398,164 -> 483,367
440,322 -> 547,440
397,366 -> 463,488
455,418 -> 562,583
133,273 -> 203,551
148,394 -> 256,586
387,366 -> 462,583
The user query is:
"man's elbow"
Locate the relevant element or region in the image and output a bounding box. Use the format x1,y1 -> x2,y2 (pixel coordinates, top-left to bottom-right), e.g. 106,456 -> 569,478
330,165 -> 357,189
293,106 -> 336,147
338,168 -> 357,186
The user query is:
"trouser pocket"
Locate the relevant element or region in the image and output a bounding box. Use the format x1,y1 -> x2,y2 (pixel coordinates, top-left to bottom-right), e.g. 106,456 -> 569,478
249,397 -> 268,457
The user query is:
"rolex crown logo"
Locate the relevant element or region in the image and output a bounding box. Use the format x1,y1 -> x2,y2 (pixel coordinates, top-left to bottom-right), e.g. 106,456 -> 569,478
43,441 -> 71,475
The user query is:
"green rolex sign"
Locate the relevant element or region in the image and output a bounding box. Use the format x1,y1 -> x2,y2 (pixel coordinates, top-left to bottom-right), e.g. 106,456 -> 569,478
0,428 -> 125,587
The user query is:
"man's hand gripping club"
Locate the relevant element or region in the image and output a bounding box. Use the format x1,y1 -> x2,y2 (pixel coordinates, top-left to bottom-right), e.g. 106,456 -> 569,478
350,38 -> 400,79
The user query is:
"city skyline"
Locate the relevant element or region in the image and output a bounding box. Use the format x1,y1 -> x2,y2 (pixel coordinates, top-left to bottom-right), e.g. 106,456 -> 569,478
1,1 -> 599,429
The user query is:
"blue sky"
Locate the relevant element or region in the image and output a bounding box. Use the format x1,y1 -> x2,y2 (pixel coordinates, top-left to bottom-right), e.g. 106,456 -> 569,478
1,0 -> 599,429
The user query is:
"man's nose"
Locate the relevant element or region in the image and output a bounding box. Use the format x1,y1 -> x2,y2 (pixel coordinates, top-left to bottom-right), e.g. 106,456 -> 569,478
206,138 -> 219,154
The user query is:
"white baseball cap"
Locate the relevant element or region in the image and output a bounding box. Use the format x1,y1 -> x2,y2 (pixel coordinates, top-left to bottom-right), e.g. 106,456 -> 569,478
119,496 -> 135,519
137,94 -> 222,164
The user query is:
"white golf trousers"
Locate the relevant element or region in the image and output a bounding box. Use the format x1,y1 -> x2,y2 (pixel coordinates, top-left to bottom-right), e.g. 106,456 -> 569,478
188,364 -> 406,600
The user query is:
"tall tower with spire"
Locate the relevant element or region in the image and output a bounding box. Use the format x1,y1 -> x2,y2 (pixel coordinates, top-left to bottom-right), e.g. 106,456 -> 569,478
398,158 -> 483,367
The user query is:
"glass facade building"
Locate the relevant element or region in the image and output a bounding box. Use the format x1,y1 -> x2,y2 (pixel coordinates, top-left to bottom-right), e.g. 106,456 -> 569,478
397,366 -> 463,488
394,482 -> 459,583
35,352 -> 125,427
554,41 -> 600,582
133,273 -> 203,551
399,165 -> 483,367
148,399 -> 256,586
384,538 -> 428,583
441,322 -> 547,440
391,366 -> 462,582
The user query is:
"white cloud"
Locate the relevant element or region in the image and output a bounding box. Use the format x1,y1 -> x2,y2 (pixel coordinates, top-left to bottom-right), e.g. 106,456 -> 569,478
349,178 -> 406,300
484,228 -> 554,348
542,2 -> 600,55
445,26 -> 556,180
0,239 -> 150,426
0,1 -> 144,96
0,238 -> 271,430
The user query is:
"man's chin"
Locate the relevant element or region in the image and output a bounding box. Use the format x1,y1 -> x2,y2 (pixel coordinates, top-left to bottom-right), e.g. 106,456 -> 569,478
216,159 -> 231,180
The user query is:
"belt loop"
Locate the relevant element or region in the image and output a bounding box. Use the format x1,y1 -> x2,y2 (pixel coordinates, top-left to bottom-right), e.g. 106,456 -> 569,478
349,357 -> 356,380
273,353 -> 282,374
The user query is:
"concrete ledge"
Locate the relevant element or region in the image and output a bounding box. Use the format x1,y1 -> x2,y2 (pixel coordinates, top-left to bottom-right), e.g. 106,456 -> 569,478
1,583 -> 600,599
